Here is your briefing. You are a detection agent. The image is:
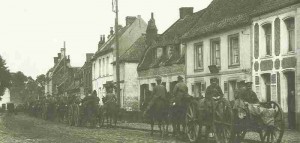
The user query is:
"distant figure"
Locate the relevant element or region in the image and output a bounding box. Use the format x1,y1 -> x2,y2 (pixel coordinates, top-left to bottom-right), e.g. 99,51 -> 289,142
288,90 -> 296,129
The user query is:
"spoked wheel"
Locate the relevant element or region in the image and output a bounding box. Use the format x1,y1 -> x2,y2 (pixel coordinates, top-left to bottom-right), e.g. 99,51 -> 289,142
260,101 -> 284,143
214,99 -> 234,143
185,103 -> 199,143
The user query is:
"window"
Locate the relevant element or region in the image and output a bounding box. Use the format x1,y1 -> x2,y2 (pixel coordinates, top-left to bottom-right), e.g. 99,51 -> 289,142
263,24 -> 272,56
99,59 -> 101,77
285,18 -> 295,52
102,58 -> 105,76
194,42 -> 203,70
93,63 -> 96,79
156,47 -> 163,58
106,56 -> 109,75
228,34 -> 240,66
211,39 -> 221,67
166,46 -> 172,58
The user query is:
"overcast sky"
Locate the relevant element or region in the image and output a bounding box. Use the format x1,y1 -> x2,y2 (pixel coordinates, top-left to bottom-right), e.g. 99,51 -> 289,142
0,0 -> 212,78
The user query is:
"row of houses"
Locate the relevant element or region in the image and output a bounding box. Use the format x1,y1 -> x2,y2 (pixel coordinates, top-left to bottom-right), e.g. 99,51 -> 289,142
44,0 -> 300,129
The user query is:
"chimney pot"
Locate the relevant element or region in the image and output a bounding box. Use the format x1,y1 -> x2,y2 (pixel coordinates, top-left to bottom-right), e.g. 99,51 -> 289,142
126,16 -> 136,26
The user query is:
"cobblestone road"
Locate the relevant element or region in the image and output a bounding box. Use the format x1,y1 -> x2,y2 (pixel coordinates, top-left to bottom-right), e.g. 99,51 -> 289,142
0,113 -> 299,143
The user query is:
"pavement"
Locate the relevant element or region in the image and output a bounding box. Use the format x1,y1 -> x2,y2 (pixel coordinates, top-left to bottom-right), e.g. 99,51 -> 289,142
0,113 -> 299,143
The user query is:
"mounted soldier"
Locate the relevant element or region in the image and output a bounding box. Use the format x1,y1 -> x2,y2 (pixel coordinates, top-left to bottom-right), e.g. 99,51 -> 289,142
102,82 -> 119,127
205,78 -> 223,101
172,76 -> 188,106
144,76 -> 167,116
241,82 -> 259,104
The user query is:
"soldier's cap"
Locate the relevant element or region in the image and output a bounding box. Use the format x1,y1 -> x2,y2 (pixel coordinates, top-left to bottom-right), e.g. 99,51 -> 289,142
155,76 -> 162,81
238,80 -> 246,85
246,82 -> 253,85
177,76 -> 183,80
210,78 -> 218,83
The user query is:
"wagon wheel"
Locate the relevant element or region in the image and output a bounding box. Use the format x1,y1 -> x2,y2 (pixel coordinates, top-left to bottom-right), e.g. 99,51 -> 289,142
260,101 -> 284,143
214,99 -> 234,143
74,105 -> 80,127
185,103 -> 199,143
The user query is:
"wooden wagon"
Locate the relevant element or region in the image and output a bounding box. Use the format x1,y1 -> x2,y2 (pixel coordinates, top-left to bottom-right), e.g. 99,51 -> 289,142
185,98 -> 284,143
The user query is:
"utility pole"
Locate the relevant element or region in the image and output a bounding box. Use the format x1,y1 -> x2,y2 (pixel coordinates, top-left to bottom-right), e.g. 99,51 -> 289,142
113,0 -> 121,107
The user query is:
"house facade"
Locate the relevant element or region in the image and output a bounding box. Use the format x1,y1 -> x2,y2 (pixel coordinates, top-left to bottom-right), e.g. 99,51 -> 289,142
92,16 -> 147,107
137,9 -> 203,110
183,0 -> 300,129
251,1 -> 300,129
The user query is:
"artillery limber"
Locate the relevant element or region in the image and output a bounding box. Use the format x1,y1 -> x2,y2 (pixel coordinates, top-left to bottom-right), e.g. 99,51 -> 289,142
185,97 -> 284,143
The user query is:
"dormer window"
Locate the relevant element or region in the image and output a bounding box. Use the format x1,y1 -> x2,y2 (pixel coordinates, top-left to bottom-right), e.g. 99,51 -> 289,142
263,23 -> 272,56
285,17 -> 295,52
166,46 -> 172,58
156,47 -> 163,58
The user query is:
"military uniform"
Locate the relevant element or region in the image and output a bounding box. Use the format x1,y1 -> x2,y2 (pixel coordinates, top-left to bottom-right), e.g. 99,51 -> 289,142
172,81 -> 188,105
144,77 -> 167,114
205,84 -> 223,100
239,82 -> 259,104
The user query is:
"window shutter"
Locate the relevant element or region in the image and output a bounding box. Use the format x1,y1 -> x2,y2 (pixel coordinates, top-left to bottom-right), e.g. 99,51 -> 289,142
275,18 -> 280,56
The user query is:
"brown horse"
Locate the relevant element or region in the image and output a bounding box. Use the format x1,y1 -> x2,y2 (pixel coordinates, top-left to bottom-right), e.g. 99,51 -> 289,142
101,96 -> 119,127
144,96 -> 169,137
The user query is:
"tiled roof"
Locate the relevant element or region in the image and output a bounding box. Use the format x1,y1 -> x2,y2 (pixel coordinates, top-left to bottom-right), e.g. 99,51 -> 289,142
119,35 -> 147,63
137,9 -> 206,71
157,9 -> 206,46
183,0 -> 300,40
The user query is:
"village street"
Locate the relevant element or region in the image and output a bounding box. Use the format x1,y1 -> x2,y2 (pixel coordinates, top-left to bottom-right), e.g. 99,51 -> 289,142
0,113 -> 299,143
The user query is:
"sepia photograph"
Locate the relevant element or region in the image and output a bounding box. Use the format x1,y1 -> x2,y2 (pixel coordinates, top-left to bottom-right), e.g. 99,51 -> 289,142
0,0 -> 299,142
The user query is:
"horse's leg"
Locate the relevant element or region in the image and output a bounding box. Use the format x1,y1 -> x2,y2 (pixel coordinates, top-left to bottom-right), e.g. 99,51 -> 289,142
158,121 -> 162,137
150,119 -> 154,136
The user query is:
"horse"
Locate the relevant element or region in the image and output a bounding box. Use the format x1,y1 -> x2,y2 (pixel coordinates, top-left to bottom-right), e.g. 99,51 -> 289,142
170,94 -> 191,138
144,96 -> 169,137
101,96 -> 119,127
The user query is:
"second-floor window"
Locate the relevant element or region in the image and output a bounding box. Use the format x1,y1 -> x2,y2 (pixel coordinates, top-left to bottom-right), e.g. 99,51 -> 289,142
194,42 -> 203,70
99,59 -> 101,77
285,18 -> 295,52
106,56 -> 109,75
102,58 -> 105,76
229,34 -> 240,66
211,39 -> 221,67
263,24 -> 272,56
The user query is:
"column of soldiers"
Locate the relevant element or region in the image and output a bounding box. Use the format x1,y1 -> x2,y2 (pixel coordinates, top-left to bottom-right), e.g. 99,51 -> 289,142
144,76 -> 260,116
24,90 -> 101,128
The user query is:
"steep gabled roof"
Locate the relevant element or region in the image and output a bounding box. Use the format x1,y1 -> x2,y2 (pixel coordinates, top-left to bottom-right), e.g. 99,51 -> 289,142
156,8 -> 206,47
92,26 -> 129,60
118,35 -> 147,63
137,9 -> 205,71
183,0 -> 300,40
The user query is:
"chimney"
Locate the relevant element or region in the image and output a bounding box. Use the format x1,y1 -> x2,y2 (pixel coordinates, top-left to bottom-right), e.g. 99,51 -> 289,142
146,12 -> 158,46
110,27 -> 114,35
126,16 -> 136,26
58,53 -> 61,60
54,57 -> 58,65
98,35 -> 106,50
61,41 -> 66,59
179,7 -> 193,19
86,53 -> 94,62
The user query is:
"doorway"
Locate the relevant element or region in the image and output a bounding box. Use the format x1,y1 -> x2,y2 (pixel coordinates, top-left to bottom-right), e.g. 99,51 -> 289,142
140,84 -> 149,111
262,73 -> 271,102
228,80 -> 237,101
284,71 -> 296,129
